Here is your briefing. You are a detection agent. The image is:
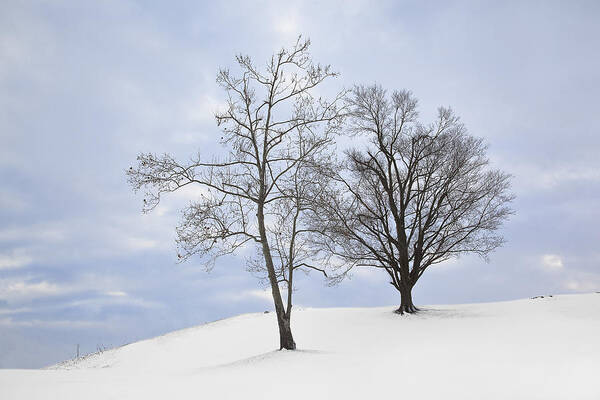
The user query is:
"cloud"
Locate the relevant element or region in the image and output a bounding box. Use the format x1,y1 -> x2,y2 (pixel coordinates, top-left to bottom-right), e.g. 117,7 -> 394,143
0,306 -> 32,316
221,289 -> 275,303
0,317 -> 103,329
0,190 -> 28,212
122,237 -> 159,251
171,184 -> 213,203
273,15 -> 299,35
563,272 -> 600,293
0,273 -> 125,303
106,291 -> 128,297
63,294 -> 165,311
245,289 -> 274,301
352,266 -> 384,282
0,288 -> 163,327
0,249 -> 33,270
540,254 -> 564,271
0,279 -> 66,302
512,163 -> 600,193
0,214 -> 174,268
0,225 -> 66,243
541,167 -> 600,189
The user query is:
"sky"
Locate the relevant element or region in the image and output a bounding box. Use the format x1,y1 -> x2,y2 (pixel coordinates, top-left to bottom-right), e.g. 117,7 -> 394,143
1,0 -> 599,368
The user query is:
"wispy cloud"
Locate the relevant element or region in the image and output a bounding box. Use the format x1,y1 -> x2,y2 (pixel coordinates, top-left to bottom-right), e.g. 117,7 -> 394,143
540,254 -> 564,271
512,163 -> 600,193
0,224 -> 66,243
0,190 -> 28,212
0,290 -> 164,321
0,249 -> 33,270
0,274 -> 146,305
0,317 -> 103,329
221,289 -> 276,303
62,294 -> 165,311
0,279 -> 66,302
106,291 -> 128,297
0,306 -> 33,316
563,272 -> 600,293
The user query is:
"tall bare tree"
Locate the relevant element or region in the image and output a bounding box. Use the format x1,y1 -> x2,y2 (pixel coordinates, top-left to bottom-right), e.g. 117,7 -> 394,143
247,147 -> 342,320
310,85 -> 514,314
127,37 -> 345,349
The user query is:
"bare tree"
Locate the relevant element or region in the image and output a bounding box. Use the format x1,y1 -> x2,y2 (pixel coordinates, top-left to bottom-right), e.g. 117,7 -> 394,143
247,147 -> 342,319
127,37 -> 345,349
310,85 -> 514,314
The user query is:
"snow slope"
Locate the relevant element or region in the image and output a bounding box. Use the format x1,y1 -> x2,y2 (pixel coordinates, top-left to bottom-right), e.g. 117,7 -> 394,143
1,293 -> 599,399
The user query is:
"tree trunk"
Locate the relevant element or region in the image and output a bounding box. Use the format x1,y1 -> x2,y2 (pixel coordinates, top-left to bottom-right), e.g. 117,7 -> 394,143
257,202 -> 296,350
395,283 -> 418,314
278,314 -> 295,350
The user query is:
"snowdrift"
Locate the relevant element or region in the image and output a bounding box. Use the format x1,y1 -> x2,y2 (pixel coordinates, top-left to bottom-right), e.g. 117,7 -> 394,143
2,293 -> 599,399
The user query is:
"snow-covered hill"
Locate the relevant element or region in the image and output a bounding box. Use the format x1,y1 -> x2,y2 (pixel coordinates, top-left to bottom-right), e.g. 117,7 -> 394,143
2,293 -> 599,399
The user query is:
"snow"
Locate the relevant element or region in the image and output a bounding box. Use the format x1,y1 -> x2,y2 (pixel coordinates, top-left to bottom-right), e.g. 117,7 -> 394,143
2,293 -> 599,399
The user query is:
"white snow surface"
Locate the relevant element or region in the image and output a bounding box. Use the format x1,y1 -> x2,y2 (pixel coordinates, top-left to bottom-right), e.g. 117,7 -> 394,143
2,293 -> 599,399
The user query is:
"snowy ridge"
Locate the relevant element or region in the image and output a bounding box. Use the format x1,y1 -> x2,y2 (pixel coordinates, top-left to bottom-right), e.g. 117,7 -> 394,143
2,293 -> 600,399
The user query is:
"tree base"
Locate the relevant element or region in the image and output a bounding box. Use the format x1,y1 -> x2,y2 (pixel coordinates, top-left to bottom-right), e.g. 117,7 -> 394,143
278,317 -> 296,350
279,339 -> 296,350
394,304 -> 420,314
